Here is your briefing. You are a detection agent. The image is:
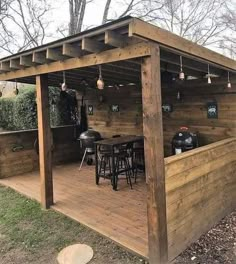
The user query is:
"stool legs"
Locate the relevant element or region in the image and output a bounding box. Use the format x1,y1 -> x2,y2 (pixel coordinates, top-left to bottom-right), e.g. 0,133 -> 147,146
124,158 -> 133,189
98,155 -> 112,181
97,149 -> 138,190
115,156 -> 133,189
79,148 -> 87,170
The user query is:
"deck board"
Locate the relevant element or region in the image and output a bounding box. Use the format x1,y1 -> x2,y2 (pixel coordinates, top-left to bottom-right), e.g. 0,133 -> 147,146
0,163 -> 148,258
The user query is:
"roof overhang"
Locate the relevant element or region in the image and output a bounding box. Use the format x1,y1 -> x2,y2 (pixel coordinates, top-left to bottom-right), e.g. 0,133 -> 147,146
0,16 -> 235,88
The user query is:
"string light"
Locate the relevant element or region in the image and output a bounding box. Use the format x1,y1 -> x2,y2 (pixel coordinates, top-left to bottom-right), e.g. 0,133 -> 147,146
207,64 -> 211,84
61,71 -> 67,91
227,71 -> 231,89
176,91 -> 181,101
179,56 -> 185,80
97,65 -> 104,89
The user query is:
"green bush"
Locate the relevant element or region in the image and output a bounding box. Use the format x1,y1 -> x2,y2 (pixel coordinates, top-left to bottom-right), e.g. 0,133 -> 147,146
13,87 -> 37,130
0,86 -> 77,131
0,98 -> 15,130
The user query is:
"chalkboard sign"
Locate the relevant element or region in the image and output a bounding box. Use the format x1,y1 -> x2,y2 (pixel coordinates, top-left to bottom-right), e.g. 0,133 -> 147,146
88,105 -> 93,115
111,104 -> 119,112
162,104 -> 173,113
207,102 -> 218,119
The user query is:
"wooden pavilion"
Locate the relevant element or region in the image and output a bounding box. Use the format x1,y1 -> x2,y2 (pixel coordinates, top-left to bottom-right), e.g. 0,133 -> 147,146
0,16 -> 235,264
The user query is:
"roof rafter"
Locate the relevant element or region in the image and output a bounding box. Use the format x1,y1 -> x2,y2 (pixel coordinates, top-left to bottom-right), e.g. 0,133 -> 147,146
62,43 -> 82,58
105,30 -> 128,48
0,42 -> 151,81
129,18 -> 236,72
0,16 -> 235,85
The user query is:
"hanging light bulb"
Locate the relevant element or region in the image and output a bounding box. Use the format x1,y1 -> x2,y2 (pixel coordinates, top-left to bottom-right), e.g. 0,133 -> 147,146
97,65 -> 104,89
227,71 -> 231,89
179,56 -> 185,80
61,71 -> 67,91
176,91 -> 181,101
207,64 -> 211,84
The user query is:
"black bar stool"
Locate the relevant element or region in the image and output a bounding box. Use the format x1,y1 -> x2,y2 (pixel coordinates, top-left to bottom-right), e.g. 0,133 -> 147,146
98,147 -> 113,181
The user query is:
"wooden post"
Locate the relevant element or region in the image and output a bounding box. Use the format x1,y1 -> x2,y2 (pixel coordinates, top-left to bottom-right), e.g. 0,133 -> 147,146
36,74 -> 53,209
141,44 -> 168,263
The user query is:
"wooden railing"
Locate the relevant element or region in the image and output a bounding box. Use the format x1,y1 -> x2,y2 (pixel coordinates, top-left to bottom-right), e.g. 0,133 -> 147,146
0,126 -> 80,178
165,137 -> 236,260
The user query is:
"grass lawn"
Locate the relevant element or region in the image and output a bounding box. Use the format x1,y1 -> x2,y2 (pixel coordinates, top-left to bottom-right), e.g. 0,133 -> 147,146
0,184 -> 235,264
0,185 -> 146,264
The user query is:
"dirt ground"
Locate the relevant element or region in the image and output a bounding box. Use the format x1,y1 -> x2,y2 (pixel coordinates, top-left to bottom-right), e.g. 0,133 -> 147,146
174,211 -> 236,264
0,185 -> 235,264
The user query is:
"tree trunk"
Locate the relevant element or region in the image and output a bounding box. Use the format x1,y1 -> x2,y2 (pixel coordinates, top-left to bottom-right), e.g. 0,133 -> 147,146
77,0 -> 86,33
69,0 -> 83,35
102,0 -> 112,24
69,0 -> 75,35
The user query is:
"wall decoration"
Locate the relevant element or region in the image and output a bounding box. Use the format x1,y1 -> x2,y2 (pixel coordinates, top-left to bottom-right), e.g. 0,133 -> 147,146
12,144 -> 24,152
162,104 -> 173,113
88,105 -> 93,115
111,104 -> 119,112
207,102 -> 218,119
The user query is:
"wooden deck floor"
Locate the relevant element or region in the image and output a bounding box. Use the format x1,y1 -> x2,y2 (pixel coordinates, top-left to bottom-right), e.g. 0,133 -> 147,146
0,163 -> 148,258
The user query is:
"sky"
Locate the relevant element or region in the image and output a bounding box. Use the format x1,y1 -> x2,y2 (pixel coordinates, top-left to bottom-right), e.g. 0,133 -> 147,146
0,0 -> 235,58
44,0 -> 236,58
0,0 -> 110,57
48,0 -> 116,40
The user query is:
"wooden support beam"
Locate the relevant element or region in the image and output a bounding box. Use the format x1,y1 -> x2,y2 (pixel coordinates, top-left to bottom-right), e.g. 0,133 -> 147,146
129,18 -> 236,71
46,48 -> 65,61
1,61 -> 10,72
20,55 -> 34,67
62,43 -> 82,57
141,44 -> 168,263
0,42 -> 150,81
36,74 -> 53,209
33,51 -> 47,64
82,37 -> 106,53
105,30 -> 128,48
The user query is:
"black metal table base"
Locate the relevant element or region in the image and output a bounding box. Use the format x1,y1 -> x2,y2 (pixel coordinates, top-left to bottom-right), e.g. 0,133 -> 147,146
94,135 -> 143,191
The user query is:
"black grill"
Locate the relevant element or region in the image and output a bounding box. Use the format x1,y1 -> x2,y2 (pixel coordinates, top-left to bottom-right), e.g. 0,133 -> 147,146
79,129 -> 102,153
172,127 -> 198,155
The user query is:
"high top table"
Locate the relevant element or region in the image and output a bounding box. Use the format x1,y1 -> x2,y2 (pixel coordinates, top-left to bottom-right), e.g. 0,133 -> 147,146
94,135 -> 144,190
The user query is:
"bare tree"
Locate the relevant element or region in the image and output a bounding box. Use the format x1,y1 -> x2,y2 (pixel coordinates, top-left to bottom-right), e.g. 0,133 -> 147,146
151,0 -> 228,46
69,0 -> 82,35
101,0 -> 229,48
68,0 -> 93,35
0,0 -> 9,14
102,0 -> 164,24
102,0 -> 112,24
220,3 -> 236,58
0,0 -> 51,55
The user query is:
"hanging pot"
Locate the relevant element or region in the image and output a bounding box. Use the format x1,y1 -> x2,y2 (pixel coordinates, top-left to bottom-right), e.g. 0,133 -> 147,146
14,88 -> 19,95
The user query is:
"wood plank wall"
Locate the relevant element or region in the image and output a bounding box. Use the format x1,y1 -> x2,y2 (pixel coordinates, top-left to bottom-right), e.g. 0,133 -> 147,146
0,126 -> 80,178
77,85 -> 143,138
1,77 -> 233,177
162,77 -> 236,155
165,137 -> 236,260
79,77 -> 236,156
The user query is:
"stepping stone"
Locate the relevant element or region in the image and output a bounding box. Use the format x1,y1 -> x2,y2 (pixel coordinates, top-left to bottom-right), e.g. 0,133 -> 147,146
57,244 -> 93,264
